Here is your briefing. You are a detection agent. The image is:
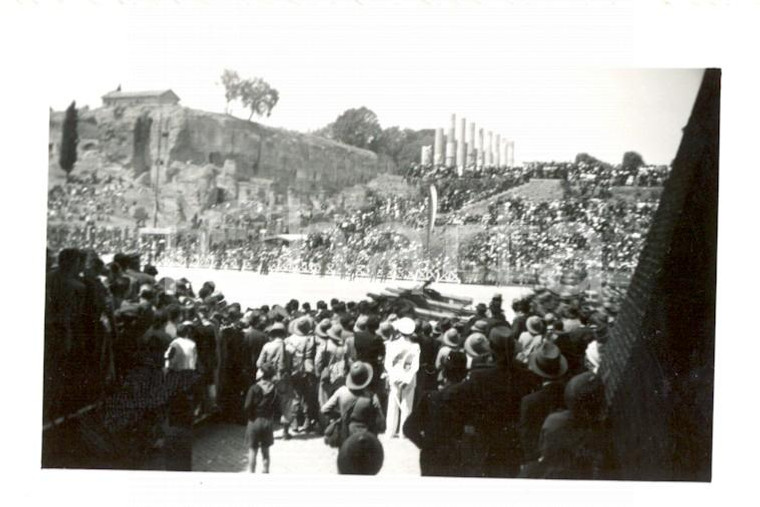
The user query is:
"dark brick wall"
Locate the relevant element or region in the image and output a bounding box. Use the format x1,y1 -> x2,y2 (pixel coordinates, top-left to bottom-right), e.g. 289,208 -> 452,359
599,69 -> 719,481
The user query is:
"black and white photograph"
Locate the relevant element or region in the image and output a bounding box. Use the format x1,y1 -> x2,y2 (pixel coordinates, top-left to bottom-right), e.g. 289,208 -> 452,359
5,0 -> 758,505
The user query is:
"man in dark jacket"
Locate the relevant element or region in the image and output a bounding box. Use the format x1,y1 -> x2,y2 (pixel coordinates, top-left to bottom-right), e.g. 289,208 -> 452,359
194,306 -> 220,414
45,248 -> 87,419
518,341 -> 569,464
447,324 -> 535,478
520,371 -> 616,480
403,352 -> 468,476
218,310 -> 247,422
353,316 -> 385,386
242,315 -> 270,382
509,298 -> 531,343
412,320 -> 439,398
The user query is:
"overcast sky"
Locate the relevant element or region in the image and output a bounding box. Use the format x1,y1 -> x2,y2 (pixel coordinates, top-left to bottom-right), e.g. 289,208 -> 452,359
39,1 -> 702,165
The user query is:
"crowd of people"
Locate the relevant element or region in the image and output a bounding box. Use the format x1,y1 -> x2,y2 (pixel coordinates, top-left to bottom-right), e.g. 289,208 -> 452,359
45,246 -> 619,477
46,160 -> 667,294
452,196 -> 659,276
47,173 -> 134,225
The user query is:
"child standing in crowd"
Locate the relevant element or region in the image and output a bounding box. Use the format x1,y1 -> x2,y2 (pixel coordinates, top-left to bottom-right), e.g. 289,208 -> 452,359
243,363 -> 280,473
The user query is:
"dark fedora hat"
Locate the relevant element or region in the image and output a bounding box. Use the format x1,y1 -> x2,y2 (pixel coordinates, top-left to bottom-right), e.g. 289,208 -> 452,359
528,341 -> 568,380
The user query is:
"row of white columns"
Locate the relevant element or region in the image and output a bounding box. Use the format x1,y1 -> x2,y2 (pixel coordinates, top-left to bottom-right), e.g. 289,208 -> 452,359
424,114 -> 514,170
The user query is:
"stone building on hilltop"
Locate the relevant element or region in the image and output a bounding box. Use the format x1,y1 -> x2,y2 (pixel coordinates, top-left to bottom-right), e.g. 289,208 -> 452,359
101,89 -> 181,108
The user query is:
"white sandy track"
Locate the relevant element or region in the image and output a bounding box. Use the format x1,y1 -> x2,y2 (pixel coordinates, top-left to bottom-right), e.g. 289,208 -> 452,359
156,267 -> 532,320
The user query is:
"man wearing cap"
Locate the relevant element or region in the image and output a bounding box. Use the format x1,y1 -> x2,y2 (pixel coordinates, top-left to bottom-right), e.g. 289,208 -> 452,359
257,323 -> 294,440
384,317 -> 420,438
518,341 -> 569,464
285,316 -> 318,433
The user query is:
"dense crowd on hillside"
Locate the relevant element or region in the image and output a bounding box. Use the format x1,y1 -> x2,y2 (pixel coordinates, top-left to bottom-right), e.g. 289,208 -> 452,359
47,173 -> 135,224
45,247 -> 619,477
450,196 -> 658,275
46,196 -> 654,287
404,165 -> 532,213
405,161 -> 669,190
47,160 -> 667,289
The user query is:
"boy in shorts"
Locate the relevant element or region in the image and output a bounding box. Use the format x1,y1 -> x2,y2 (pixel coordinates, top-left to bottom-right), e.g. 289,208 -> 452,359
243,363 -> 279,473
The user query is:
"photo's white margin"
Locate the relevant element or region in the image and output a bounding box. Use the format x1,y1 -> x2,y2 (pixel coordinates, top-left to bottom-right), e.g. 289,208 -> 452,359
1,1 -> 756,506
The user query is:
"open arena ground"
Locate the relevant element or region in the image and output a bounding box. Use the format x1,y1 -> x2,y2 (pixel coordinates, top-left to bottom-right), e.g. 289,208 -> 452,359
154,266 -> 533,320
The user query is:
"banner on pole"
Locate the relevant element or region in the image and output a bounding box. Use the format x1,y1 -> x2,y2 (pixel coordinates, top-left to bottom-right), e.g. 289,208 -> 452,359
428,184 -> 438,233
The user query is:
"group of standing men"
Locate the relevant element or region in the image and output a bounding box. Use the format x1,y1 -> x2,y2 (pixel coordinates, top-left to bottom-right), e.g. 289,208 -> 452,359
44,246 -> 617,478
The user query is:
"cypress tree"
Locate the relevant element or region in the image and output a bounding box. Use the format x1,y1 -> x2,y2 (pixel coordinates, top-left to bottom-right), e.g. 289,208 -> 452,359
59,101 -> 78,182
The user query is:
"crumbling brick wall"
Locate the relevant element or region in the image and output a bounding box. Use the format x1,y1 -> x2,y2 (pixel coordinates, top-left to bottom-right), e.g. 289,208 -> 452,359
600,69 -> 719,481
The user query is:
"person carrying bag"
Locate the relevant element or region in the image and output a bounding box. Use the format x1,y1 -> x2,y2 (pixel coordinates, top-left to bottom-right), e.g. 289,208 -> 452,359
321,361 -> 386,448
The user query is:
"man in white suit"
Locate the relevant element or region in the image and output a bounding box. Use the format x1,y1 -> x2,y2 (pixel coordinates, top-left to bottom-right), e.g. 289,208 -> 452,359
384,317 -> 420,438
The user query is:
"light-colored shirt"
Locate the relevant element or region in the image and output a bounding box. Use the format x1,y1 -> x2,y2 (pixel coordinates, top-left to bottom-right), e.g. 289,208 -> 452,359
164,337 -> 197,371
257,337 -> 290,379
